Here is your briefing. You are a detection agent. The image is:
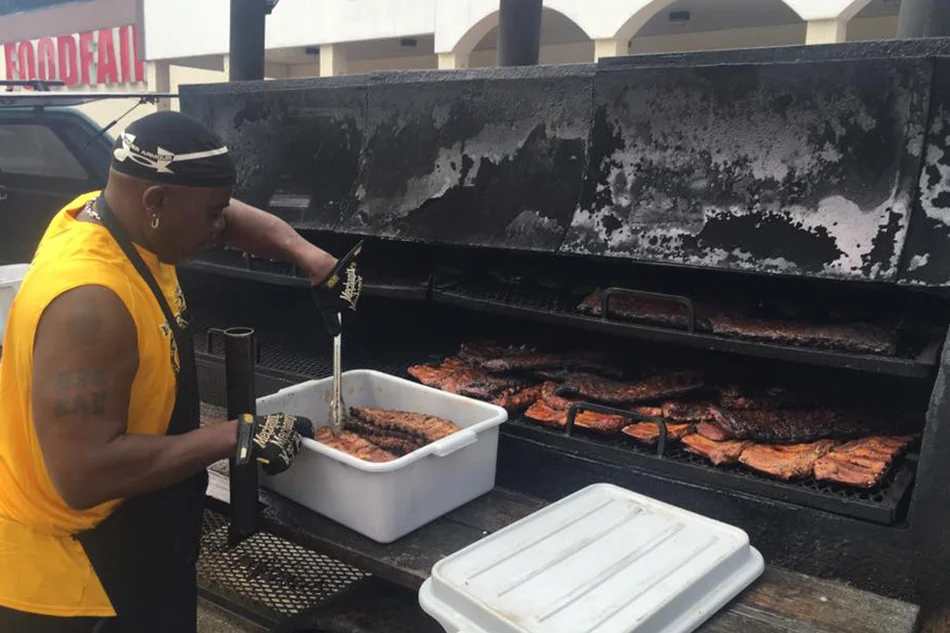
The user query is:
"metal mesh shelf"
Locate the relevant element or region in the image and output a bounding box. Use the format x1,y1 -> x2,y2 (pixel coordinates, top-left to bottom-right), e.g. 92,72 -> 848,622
198,509 -> 368,619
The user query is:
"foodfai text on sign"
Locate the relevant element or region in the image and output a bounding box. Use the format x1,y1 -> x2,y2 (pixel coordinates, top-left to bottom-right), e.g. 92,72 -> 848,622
3,24 -> 145,86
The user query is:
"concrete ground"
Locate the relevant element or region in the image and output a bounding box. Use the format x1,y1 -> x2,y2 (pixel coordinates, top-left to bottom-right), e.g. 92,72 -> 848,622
197,598 -> 267,633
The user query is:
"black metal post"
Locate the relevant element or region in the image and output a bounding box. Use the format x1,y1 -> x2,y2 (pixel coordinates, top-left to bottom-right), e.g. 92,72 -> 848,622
224,326 -> 259,547
229,0 -> 267,81
897,0 -> 950,38
497,0 -> 543,67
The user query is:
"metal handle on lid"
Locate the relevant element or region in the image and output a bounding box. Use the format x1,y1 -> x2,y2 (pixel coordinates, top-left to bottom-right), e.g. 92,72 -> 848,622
601,287 -> 697,334
565,401 -> 670,457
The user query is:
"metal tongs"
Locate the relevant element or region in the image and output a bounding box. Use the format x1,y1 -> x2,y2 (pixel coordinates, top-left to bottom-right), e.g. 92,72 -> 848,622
330,318 -> 344,437
313,240 -> 363,438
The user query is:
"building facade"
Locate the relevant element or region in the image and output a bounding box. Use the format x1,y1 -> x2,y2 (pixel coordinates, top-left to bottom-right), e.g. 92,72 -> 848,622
1,0 -> 904,131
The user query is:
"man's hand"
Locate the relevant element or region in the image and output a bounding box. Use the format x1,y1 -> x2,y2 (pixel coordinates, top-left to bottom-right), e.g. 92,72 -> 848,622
241,412 -> 314,475
311,241 -> 363,337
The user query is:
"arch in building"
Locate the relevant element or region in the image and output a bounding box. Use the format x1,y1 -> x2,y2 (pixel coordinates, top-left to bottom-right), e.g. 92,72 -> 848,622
609,0 -> 681,43
445,1 -> 595,57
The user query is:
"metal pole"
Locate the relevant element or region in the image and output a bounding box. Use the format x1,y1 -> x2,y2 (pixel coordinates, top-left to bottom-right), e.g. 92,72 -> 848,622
497,0 -> 543,67
897,0 -> 950,39
224,326 -> 259,547
229,0 -> 267,81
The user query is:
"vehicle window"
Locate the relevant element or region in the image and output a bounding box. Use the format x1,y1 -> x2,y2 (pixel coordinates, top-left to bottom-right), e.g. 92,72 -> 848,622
0,124 -> 88,179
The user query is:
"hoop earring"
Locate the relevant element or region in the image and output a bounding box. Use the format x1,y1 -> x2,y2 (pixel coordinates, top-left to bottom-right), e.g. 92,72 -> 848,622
150,215 -> 160,230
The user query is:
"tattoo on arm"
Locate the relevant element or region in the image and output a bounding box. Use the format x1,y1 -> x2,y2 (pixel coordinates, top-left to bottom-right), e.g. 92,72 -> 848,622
52,370 -> 108,417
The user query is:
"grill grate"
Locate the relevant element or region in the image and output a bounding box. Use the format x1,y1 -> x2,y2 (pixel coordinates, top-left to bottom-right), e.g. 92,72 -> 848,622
503,418 -> 916,524
434,280 -> 940,378
198,509 -> 368,618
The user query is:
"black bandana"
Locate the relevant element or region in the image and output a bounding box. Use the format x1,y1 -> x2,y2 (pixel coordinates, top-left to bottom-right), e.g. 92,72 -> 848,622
110,111 -> 236,188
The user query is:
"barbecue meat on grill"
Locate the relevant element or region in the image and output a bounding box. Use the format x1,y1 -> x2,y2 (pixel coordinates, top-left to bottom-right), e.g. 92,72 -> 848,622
814,436 -> 915,488
349,408 -> 460,444
492,384 -> 543,413
709,316 -> 897,355
718,385 -> 815,410
577,290 -> 714,331
738,440 -> 838,480
632,401 -> 717,422
577,290 -> 898,355
408,358 -> 542,413
314,428 -> 397,463
458,341 -> 621,377
524,400 -> 628,434
699,407 -> 892,444
407,357 -> 486,393
681,434 -> 751,465
621,421 -> 691,444
557,372 -> 703,405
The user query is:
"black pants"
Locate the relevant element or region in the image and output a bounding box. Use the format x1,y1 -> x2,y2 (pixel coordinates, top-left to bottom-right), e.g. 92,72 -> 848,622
0,604 -> 114,632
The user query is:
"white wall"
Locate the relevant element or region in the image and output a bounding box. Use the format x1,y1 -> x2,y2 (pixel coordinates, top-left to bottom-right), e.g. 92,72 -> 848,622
144,0 -> 895,62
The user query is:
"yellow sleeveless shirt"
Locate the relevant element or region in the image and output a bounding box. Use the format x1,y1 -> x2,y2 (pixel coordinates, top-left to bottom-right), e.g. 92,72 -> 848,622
0,191 -> 186,617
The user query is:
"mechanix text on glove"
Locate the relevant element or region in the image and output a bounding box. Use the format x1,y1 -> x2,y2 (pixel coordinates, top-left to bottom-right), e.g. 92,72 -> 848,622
311,241 -> 363,337
237,412 -> 315,476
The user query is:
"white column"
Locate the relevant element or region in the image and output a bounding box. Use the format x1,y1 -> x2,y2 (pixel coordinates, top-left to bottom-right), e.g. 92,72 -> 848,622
146,60 -> 171,112
594,38 -> 627,61
438,52 -> 469,70
806,19 -> 848,44
222,54 -> 230,78
320,45 -> 347,77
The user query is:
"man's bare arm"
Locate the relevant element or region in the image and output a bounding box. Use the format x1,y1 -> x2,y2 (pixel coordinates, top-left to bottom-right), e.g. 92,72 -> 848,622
216,199 -> 337,282
32,285 -> 237,510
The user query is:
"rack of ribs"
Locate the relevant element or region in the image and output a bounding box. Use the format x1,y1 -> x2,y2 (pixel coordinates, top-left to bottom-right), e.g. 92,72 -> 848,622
457,341 -> 622,377
697,407 -> 893,444
349,408 -> 461,444
632,401 -> 717,423
524,400 -> 630,434
708,316 -> 897,355
407,357 -> 541,413
407,357 -> 486,393
681,434 -> 752,466
524,382 -> 629,434
577,289 -> 714,331
621,421 -> 691,444
718,385 -> 816,410
576,290 -> 898,355
813,436 -> 915,488
738,440 -> 838,480
314,428 -> 398,463
557,371 -> 704,405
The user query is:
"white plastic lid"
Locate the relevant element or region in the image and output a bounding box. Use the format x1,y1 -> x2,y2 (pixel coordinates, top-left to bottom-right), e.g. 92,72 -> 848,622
419,483 -> 764,633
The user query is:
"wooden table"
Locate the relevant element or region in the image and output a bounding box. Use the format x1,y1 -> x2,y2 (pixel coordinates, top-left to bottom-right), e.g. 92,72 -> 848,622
206,468 -> 921,633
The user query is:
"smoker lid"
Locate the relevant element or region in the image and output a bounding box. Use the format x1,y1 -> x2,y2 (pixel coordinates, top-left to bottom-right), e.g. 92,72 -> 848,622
418,483 -> 764,633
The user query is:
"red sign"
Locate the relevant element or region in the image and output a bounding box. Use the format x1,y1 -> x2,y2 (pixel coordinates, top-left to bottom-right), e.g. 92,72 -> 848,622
4,24 -> 145,86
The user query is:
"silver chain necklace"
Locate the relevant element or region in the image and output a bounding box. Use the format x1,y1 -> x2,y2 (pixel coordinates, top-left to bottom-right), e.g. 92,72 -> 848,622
84,200 -> 102,221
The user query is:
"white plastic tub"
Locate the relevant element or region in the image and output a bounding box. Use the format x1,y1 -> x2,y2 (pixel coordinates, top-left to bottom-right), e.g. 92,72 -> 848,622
419,483 -> 764,633
256,369 -> 508,543
0,263 -> 30,341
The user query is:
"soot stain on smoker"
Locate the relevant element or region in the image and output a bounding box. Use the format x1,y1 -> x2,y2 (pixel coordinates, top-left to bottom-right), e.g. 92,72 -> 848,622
349,72 -> 593,251
562,60 -> 924,280
188,84 -> 367,231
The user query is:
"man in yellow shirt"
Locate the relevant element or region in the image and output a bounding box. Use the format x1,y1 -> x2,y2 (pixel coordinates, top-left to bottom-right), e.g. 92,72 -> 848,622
0,111 -> 362,632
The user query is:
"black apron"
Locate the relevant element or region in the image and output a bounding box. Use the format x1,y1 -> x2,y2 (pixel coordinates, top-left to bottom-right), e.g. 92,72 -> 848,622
74,196 -> 208,633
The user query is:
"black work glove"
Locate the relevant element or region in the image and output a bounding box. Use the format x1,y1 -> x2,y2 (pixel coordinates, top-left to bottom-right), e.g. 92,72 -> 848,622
235,412 -> 314,475
311,241 -> 364,337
